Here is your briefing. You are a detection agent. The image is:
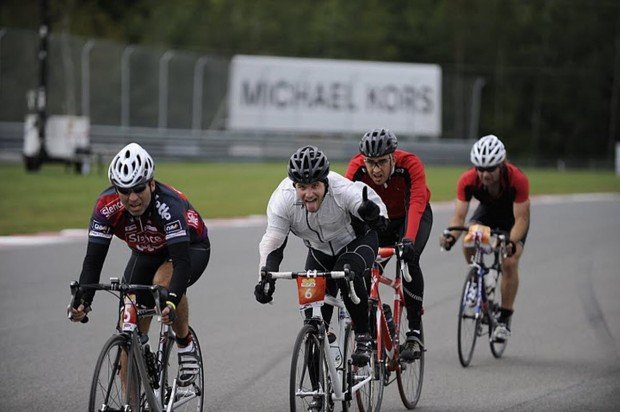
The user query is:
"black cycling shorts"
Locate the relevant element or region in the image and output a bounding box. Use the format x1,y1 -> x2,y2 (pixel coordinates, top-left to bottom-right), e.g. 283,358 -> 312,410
123,238 -> 210,307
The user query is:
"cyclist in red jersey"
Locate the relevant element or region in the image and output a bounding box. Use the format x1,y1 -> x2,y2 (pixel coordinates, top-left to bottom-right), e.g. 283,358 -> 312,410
346,128 -> 433,361
68,143 -> 210,386
440,134 -> 530,342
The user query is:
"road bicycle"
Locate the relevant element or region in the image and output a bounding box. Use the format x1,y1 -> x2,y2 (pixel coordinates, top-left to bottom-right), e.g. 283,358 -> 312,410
443,224 -> 508,367
367,243 -> 424,410
262,266 -> 380,412
69,277 -> 205,411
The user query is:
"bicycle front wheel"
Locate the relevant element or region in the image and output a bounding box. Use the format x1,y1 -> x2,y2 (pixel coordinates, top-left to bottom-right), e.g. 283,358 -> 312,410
396,311 -> 424,409
458,269 -> 481,367
489,276 -> 508,358
89,334 -> 142,412
290,324 -> 330,412
161,326 -> 205,411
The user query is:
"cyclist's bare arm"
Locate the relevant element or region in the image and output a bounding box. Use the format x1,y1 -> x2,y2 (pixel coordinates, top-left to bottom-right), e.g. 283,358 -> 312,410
510,199 -> 530,244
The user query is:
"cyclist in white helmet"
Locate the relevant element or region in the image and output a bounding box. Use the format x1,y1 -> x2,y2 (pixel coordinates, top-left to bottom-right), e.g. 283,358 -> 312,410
69,142 -> 210,386
440,134 -> 530,343
254,145 -> 389,368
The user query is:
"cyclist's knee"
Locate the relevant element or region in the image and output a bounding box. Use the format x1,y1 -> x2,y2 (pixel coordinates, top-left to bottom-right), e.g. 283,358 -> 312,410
153,262 -> 173,285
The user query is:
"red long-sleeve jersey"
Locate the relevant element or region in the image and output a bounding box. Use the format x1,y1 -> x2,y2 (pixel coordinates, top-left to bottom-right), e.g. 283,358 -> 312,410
346,149 -> 431,240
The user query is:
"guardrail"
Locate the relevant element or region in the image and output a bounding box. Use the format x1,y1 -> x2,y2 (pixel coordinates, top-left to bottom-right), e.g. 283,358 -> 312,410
0,121 -> 473,167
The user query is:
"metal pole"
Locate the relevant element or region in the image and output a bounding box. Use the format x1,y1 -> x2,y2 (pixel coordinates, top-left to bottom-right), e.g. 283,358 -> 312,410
80,39 -> 95,117
0,29 -> 6,96
158,50 -> 174,131
121,45 -> 135,130
192,56 -> 209,132
37,0 -> 50,160
468,77 -> 486,140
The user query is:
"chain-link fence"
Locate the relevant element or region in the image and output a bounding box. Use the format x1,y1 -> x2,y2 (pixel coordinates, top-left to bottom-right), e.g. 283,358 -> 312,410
2,27 -> 612,168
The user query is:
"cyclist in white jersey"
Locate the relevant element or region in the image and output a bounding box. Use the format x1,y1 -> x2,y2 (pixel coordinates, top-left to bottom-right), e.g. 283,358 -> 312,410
254,145 -> 389,367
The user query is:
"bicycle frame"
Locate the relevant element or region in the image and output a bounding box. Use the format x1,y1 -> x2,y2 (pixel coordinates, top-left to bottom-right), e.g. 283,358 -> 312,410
462,228 -> 505,323
69,278 -> 200,412
266,269 -> 372,404
369,246 -> 411,374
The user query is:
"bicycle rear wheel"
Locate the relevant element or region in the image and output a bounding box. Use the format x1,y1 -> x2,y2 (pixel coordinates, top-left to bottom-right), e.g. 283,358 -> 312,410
290,324 -> 330,412
161,326 -> 205,411
458,269 -> 481,367
89,334 -> 142,412
396,311 -> 424,409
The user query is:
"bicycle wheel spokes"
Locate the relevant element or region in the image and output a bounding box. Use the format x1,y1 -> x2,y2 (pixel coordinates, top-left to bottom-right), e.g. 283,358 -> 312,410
396,310 -> 424,409
352,305 -> 384,412
89,335 -> 132,412
458,270 -> 480,367
290,324 -> 329,412
489,286 -> 508,358
162,326 -> 205,411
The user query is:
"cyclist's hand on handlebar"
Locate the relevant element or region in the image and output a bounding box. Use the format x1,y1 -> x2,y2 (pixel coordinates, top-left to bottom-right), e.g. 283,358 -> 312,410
161,301 -> 177,325
254,267 -> 276,304
67,302 -> 91,323
401,238 -> 416,263
506,240 -> 517,257
440,232 -> 456,251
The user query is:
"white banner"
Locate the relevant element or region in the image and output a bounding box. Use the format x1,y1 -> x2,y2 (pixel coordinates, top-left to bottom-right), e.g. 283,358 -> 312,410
227,55 -> 442,136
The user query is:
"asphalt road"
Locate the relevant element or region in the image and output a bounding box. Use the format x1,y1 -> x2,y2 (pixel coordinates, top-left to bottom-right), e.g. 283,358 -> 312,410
1,194 -> 619,411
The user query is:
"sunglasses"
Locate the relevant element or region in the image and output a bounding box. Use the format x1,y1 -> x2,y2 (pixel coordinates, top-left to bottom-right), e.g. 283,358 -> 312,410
364,158 -> 390,169
476,165 -> 498,173
116,182 -> 149,195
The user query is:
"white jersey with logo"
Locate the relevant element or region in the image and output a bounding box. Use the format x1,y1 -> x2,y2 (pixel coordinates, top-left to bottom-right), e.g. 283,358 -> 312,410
259,171 -> 387,269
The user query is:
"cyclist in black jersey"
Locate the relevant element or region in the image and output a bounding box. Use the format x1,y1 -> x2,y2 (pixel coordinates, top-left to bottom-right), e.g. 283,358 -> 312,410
68,142 -> 210,386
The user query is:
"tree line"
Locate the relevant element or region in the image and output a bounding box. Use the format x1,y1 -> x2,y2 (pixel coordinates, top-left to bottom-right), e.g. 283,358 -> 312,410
2,0 -> 619,165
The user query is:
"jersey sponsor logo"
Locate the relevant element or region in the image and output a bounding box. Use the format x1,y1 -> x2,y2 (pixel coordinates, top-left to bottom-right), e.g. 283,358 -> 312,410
100,199 -> 123,218
125,224 -> 137,232
126,232 -> 165,245
89,230 -> 113,239
164,220 -> 182,233
165,230 -> 187,240
91,220 -> 110,233
186,210 -> 200,228
155,199 -> 172,220
145,224 -> 158,232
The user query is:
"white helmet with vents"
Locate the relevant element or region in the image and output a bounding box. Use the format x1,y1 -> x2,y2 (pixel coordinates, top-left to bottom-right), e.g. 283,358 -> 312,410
108,143 -> 154,188
470,135 -> 506,167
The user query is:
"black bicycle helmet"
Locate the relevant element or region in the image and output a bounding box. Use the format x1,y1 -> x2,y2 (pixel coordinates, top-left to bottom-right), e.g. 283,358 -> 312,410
359,128 -> 398,157
287,146 -> 330,184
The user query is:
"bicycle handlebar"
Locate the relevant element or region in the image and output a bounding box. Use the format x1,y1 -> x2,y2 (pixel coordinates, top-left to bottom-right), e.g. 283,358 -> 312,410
375,243 -> 413,283
263,268 -> 361,305
68,278 -> 169,323
442,226 -> 508,256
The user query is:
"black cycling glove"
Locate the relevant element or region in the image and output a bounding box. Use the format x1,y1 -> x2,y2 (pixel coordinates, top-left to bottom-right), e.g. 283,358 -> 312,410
254,267 -> 276,304
358,186 -> 389,232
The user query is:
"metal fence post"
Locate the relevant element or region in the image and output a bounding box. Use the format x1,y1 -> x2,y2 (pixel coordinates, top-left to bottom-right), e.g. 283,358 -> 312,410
192,56 -> 209,132
80,39 -> 95,117
121,45 -> 135,130
158,50 -> 175,131
0,28 -> 6,95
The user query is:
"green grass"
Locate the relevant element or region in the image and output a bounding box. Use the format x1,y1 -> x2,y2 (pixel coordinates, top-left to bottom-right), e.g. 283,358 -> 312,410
0,162 -> 618,235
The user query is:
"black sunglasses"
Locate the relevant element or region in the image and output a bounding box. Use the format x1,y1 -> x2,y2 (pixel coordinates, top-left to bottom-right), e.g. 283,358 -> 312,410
476,165 -> 498,173
116,182 -> 149,195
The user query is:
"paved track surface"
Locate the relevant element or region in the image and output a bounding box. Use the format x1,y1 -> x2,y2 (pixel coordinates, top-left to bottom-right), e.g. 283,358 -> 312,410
1,195 -> 619,411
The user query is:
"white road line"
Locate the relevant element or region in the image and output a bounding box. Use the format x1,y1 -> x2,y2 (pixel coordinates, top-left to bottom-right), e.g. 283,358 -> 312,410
1,193 -> 618,250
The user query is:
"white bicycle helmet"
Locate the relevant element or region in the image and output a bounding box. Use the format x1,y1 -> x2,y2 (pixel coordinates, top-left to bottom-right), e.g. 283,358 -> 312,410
108,143 -> 155,188
470,135 -> 506,167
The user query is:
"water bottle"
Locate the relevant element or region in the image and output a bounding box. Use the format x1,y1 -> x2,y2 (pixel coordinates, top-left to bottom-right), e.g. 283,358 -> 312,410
383,304 -> 396,339
485,269 -> 497,302
122,294 -> 138,332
